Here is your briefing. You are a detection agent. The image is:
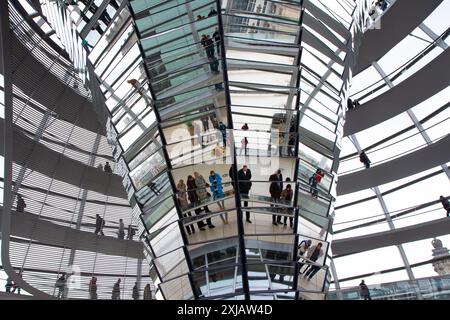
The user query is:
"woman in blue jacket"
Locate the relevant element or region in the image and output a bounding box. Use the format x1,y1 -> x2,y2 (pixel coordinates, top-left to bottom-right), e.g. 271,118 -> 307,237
209,170 -> 226,215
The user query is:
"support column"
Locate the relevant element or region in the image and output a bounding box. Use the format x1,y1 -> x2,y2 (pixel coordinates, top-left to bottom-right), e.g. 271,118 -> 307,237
329,258 -> 343,300
419,23 -> 448,50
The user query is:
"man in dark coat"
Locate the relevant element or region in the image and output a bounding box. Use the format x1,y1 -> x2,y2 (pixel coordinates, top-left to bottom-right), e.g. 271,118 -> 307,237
212,27 -> 221,56
94,214 -> 105,235
269,169 -> 283,225
359,280 -> 371,300
229,164 -> 235,190
359,150 -> 371,169
16,194 -> 26,213
237,165 -> 252,223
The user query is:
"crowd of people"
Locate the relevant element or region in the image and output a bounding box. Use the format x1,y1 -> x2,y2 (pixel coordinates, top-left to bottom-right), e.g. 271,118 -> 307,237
196,7 -> 223,91
347,98 -> 361,111
200,25 -> 223,91
13,193 -> 136,240
4,271 -> 22,295
110,279 -> 154,300
94,214 -> 136,240
176,171 -> 222,234
97,161 -> 113,173
196,7 -> 218,21
176,165 -> 329,230
298,240 -> 324,281
52,274 -> 154,300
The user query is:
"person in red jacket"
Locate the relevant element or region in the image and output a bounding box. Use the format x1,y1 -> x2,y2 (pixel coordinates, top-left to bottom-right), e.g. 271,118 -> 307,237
315,169 -> 325,184
310,169 -> 324,198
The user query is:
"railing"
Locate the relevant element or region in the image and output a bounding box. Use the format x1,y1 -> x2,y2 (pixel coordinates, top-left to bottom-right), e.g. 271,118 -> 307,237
327,274 -> 450,300
350,25 -> 450,102
338,132 -> 449,175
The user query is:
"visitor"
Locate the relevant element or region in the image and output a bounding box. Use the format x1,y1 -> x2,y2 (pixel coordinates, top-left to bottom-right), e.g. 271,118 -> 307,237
143,283 -> 152,300
118,219 -> 125,239
315,169 -> 325,184
302,242 -> 324,281
288,133 -> 295,156
238,165 -> 252,223
207,49 -> 220,74
218,121 -> 227,147
241,137 -> 248,155
347,98 -> 354,110
94,214 -> 105,236
208,6 -> 217,17
298,239 -> 312,273
194,172 -> 215,229
201,34 -> 214,59
269,169 -> 283,225
281,184 -> 293,227
81,39 -> 94,50
209,170 -> 225,210
309,173 -> 318,198
177,179 -> 195,235
359,280 -> 371,300
311,169 -> 325,198
16,194 -> 26,213
194,121 -> 203,146
55,273 -> 68,299
210,111 -> 218,129
241,123 -> 249,155
229,164 -> 236,190
127,224 -> 136,240
89,277 -> 98,300
5,278 -> 13,293
206,35 -> 215,58
104,161 -> 113,173
127,79 -> 151,104
212,27 -> 221,56
298,240 -> 312,258
112,278 -> 121,300
440,196 -> 450,217
376,0 -> 388,11
132,282 -> 139,300
187,175 -> 207,231
359,150 -> 371,169
201,114 -> 210,132
11,270 -> 22,294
